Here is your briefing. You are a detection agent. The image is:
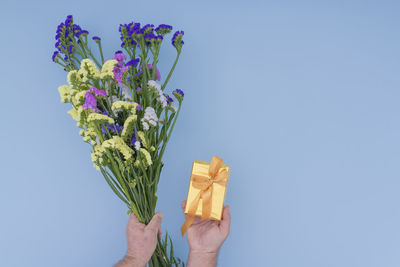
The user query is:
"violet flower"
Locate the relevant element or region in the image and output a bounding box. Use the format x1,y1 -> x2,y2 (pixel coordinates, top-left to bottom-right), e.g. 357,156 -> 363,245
126,58 -> 140,68
172,30 -> 184,49
82,92 -> 98,111
88,87 -> 106,96
112,52 -> 128,86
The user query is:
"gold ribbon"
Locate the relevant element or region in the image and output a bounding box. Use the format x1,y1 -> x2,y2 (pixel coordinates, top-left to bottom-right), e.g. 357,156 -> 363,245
181,156 -> 229,236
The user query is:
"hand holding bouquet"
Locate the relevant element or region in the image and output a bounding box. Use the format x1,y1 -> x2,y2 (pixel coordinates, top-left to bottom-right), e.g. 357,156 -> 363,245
53,15 -> 185,266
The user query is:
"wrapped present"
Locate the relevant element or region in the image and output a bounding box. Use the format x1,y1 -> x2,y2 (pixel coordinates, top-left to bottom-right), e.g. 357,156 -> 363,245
181,155 -> 230,236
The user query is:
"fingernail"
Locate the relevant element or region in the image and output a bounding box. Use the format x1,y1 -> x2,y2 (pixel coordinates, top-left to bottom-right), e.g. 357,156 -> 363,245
158,212 -> 163,218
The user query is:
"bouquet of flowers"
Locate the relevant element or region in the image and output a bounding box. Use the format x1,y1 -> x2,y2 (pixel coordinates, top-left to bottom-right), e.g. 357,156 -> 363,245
52,15 -> 185,266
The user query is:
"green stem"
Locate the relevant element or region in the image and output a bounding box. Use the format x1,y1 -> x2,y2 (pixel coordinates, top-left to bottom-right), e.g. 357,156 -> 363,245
98,42 -> 105,64
161,52 -> 180,91
154,104 -> 182,184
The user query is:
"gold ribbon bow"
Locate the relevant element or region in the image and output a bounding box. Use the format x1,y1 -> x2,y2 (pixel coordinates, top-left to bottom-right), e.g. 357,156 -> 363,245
180,156 -> 229,236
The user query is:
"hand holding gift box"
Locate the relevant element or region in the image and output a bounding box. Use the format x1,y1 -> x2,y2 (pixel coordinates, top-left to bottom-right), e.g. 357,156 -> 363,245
181,156 -> 230,236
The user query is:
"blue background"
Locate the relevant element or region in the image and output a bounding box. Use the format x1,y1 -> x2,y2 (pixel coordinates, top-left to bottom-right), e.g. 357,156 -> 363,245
1,0 -> 399,266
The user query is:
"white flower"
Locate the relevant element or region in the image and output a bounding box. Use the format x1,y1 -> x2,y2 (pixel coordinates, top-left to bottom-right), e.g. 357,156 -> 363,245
148,119 -> 157,126
134,141 -> 141,150
141,107 -> 158,130
121,84 -> 132,100
148,80 -> 168,108
141,120 -> 149,130
148,80 -> 161,91
157,95 -> 167,108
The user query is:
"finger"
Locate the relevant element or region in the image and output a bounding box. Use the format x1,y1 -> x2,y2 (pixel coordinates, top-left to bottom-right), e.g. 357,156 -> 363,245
128,213 -> 140,225
181,200 -> 189,220
219,205 -> 231,236
146,212 -> 163,233
158,226 -> 162,238
181,200 -> 187,213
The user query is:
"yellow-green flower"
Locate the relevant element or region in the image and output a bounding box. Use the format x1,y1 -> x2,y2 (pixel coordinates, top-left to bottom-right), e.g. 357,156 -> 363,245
137,131 -> 148,149
87,113 -> 115,125
91,144 -> 107,170
111,101 -> 138,114
77,68 -> 89,83
121,115 -> 137,141
80,59 -> 100,78
67,70 -> 80,85
101,59 -> 117,79
140,148 -> 152,166
58,85 -> 71,103
74,90 -> 88,106
68,108 -> 79,121
81,127 -> 98,143
102,136 -> 133,161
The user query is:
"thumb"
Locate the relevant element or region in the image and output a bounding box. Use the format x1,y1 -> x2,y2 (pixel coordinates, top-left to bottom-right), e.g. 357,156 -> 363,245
219,205 -> 231,236
146,212 -> 163,233
181,200 -> 187,213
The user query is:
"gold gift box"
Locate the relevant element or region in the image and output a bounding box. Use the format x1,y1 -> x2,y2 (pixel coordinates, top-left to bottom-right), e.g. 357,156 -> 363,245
184,160 -> 230,220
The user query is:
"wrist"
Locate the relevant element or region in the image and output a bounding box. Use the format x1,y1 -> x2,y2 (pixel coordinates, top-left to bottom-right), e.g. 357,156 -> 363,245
187,250 -> 218,267
189,249 -> 219,255
121,255 -> 146,267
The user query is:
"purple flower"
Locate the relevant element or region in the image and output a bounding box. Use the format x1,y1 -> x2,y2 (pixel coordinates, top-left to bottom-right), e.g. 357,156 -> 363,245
173,89 -> 184,97
52,51 -> 59,62
73,24 -> 82,34
155,24 -> 173,35
172,30 -> 184,49
92,36 -> 101,41
119,22 -> 141,48
88,87 -> 106,96
112,52 -> 128,86
53,15 -> 89,69
126,58 -> 140,68
136,104 -> 142,111
82,87 -> 106,111
113,51 -> 127,66
130,132 -> 136,146
82,91 -> 98,111
68,45 -> 73,54
113,66 -> 128,86
136,87 -> 142,94
133,70 -> 143,77
164,94 -> 174,104
173,89 -> 184,103
144,33 -> 156,46
65,15 -> 73,27
141,24 -> 154,35
101,124 -> 123,135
